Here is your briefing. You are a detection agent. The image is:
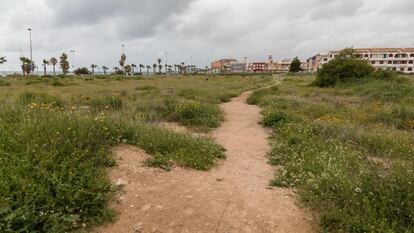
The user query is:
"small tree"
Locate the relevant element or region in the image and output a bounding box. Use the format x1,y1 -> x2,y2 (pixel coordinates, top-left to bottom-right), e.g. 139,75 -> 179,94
289,57 -> 302,73
139,64 -> 144,74
60,53 -> 70,75
42,59 -> 50,76
90,64 -> 97,75
312,48 -> 375,87
50,57 -> 58,76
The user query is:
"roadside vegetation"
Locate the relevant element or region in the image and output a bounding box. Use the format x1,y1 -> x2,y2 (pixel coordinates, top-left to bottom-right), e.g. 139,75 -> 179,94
0,75 -> 272,232
249,58 -> 414,231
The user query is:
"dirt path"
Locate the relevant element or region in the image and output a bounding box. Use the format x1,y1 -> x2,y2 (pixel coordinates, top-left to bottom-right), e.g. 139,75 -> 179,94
97,91 -> 314,233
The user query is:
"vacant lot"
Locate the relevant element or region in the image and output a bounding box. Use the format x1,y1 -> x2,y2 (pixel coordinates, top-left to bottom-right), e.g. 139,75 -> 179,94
249,74 -> 414,232
0,75 -> 273,232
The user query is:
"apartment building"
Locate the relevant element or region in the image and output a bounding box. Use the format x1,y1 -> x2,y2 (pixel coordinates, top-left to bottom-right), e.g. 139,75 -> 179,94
319,48 -> 414,73
248,62 -> 268,73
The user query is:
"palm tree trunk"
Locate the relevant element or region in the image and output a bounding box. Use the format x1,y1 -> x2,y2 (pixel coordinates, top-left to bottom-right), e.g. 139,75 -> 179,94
44,65 -> 46,76
53,66 -> 56,76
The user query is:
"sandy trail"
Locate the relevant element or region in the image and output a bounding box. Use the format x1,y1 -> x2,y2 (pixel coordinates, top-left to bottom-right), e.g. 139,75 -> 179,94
97,91 -> 313,233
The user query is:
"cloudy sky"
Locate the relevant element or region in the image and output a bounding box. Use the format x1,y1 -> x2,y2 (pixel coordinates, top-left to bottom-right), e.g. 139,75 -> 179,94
1,0 -> 413,71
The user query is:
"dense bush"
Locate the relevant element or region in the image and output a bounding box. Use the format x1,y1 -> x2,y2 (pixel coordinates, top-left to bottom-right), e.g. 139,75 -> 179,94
313,48 -> 375,87
73,67 -> 90,75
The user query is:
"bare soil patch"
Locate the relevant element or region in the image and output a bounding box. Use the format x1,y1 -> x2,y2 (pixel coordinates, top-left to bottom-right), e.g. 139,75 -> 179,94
96,91 -> 313,233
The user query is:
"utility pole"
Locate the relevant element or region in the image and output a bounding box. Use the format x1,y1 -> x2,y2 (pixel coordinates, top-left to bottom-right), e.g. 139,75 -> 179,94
27,28 -> 33,72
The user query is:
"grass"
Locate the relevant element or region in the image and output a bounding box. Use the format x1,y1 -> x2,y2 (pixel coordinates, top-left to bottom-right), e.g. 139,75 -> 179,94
0,74 -> 272,232
249,75 -> 414,232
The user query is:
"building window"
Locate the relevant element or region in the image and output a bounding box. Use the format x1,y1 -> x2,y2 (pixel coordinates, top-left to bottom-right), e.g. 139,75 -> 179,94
389,54 -> 394,57
364,54 -> 369,58
402,54 -> 408,58
395,54 -> 401,58
408,67 -> 413,72
409,60 -> 413,64
411,54 -> 414,57
400,68 -> 405,72
371,61 -> 376,64
388,61 -> 392,64
380,61 -> 384,64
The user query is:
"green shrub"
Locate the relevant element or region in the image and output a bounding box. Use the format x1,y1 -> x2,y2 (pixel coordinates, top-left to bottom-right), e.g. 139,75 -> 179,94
18,91 -> 64,108
312,48 -> 375,87
51,80 -> 64,87
174,100 -> 222,128
262,111 -> 290,127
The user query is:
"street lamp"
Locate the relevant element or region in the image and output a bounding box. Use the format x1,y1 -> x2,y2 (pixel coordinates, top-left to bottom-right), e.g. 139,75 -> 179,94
70,50 -> 75,70
165,51 -> 168,74
27,28 -> 33,72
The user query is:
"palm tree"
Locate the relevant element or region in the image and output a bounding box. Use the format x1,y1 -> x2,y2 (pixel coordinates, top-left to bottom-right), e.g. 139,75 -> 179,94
90,64 -> 97,75
42,59 -> 50,76
50,57 -> 57,76
157,58 -> 162,73
0,56 -> 6,64
102,66 -> 109,75
158,64 -> 163,74
131,64 -> 137,75
146,65 -> 151,75
139,64 -> 144,74
153,64 -> 157,75
20,57 -> 33,76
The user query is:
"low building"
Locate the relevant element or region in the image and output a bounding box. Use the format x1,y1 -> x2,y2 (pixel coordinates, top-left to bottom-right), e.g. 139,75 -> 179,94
317,48 -> 414,73
211,59 -> 238,73
267,59 -> 291,73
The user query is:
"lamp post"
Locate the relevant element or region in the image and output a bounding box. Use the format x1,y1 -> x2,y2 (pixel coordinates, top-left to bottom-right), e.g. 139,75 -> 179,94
70,50 -> 75,70
190,56 -> 193,74
165,51 -> 168,74
27,28 -> 33,72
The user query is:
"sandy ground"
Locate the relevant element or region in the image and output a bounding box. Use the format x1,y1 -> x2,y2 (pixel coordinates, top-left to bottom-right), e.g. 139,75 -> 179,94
96,91 -> 314,233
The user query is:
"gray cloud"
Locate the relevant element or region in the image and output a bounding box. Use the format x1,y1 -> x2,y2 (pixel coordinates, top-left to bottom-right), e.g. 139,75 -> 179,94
0,0 -> 413,72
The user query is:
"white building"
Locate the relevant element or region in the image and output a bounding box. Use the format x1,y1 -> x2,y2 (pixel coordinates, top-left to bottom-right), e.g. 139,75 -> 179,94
319,48 -> 414,73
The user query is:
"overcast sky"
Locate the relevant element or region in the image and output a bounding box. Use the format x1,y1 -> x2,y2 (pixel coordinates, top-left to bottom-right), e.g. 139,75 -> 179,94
1,0 -> 413,71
